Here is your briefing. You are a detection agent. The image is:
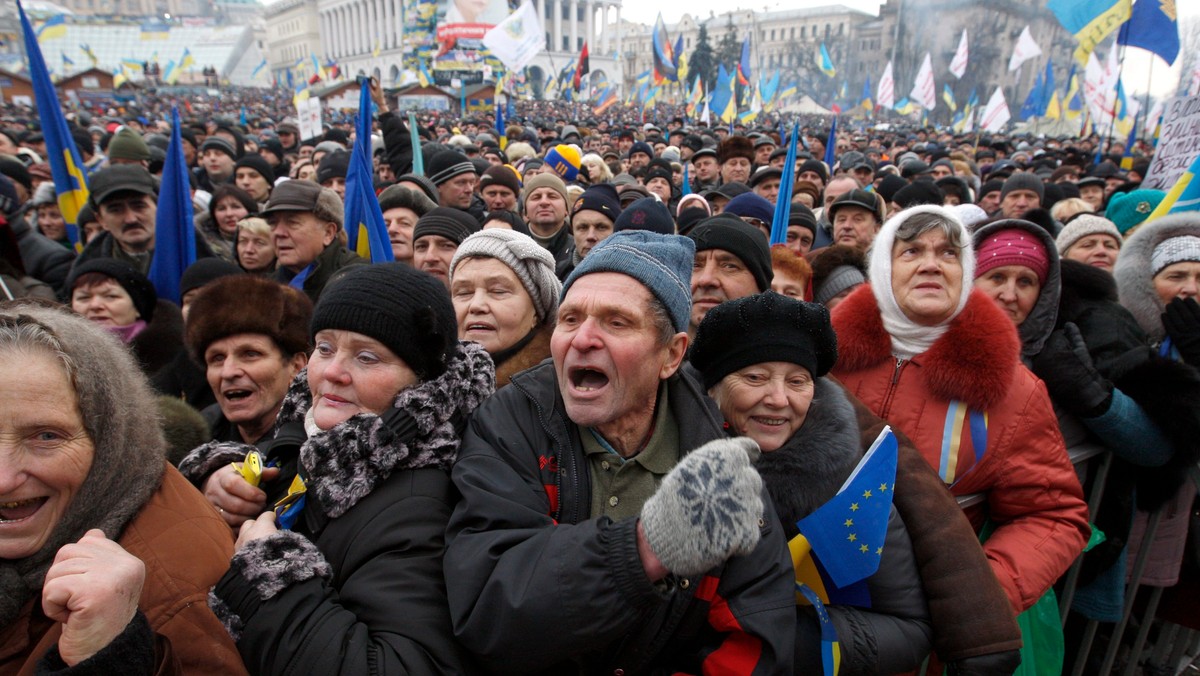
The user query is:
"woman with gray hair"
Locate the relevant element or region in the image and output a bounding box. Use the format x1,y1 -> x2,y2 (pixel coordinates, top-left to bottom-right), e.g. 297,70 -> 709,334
450,228 -> 561,387
0,301 -> 244,674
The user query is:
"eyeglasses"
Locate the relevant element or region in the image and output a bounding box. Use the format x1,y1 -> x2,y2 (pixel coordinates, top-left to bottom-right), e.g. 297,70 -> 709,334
741,217 -> 767,230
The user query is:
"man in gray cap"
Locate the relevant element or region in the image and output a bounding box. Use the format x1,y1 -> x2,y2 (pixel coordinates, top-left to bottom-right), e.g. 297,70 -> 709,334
445,230 -> 794,675
998,173 -> 1044,219
426,149 -> 487,222
261,179 -> 364,302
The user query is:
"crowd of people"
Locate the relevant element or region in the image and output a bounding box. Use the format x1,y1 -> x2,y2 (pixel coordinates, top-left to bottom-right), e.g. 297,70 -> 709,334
0,79 -> 1198,675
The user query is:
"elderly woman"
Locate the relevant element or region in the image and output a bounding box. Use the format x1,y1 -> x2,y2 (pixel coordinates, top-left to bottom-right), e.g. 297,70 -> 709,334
0,302 -> 244,674
692,292 -> 1022,675
68,259 -> 183,375
1056,214 -> 1123,274
235,216 -> 277,275
192,264 -> 494,673
449,229 -> 560,387
830,205 -> 1090,615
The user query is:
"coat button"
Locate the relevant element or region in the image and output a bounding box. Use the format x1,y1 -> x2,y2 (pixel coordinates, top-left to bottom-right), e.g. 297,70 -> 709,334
609,496 -> 619,507
680,578 -> 690,589
601,460 -> 610,471
758,518 -> 766,528
614,670 -> 625,676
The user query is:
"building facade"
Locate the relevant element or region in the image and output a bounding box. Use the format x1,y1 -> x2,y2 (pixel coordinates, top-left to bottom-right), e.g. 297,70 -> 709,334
264,0 -> 322,83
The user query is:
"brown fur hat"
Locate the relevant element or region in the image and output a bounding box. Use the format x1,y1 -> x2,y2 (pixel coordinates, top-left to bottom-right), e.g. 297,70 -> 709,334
186,276 -> 313,361
717,135 -> 755,165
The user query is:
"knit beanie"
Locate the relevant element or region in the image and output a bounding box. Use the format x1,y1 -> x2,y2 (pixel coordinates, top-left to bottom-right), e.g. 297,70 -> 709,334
815,265 -> 866,305
1000,173 -> 1045,201
414,206 -> 477,245
677,207 -> 710,236
198,136 -> 237,160
396,173 -> 441,205
628,141 -> 653,160
179,258 -> 242,298
788,202 -> 818,234
1056,214 -> 1122,255
677,194 -> 711,218
427,150 -> 477,186
450,229 -> 562,324
378,183 -> 437,217
1151,236 -> 1200,277
952,203 -> 990,229
562,230 -> 695,333
316,150 -> 350,184
798,159 -> 828,183
1105,189 -> 1166,234
615,196 -> 674,235
875,174 -> 909,204
522,173 -> 568,208
691,292 -> 838,389
572,184 -> 622,223
311,263 -> 457,379
479,165 -> 522,196
978,178 -> 1004,200
186,275 -> 313,360
975,227 -> 1051,283
107,127 -> 151,162
687,214 -> 773,291
893,181 -> 945,209
544,144 -> 582,182
235,154 -> 276,185
67,258 -> 157,321
723,192 -> 774,225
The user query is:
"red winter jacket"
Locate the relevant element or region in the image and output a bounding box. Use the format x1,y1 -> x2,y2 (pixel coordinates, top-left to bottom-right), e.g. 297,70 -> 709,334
831,286 -> 1090,613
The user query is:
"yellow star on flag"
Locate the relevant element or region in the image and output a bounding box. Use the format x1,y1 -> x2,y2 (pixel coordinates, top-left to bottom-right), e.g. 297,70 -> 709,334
860,544 -> 869,553
863,490 -> 873,499
847,533 -> 857,542
844,519 -> 853,527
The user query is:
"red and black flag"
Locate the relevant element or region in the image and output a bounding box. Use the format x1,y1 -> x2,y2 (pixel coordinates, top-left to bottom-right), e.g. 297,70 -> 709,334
573,42 -> 590,93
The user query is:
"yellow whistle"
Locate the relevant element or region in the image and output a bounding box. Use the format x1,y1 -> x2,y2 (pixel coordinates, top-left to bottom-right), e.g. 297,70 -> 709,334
231,450 -> 263,487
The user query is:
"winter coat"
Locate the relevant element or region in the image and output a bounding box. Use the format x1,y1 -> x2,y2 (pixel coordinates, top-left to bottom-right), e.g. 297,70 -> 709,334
8,215 -> 74,294
492,324 -> 553,388
831,286 -> 1091,613
126,299 -> 185,377
153,348 -> 218,412
443,361 -> 797,675
380,111 -> 415,178
208,342 -> 494,675
1,465 -> 246,676
272,240 -> 365,304
70,229 -> 216,279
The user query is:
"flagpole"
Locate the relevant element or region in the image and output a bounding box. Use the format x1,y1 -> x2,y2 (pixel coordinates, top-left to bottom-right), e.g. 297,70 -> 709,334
1102,41 -> 1128,161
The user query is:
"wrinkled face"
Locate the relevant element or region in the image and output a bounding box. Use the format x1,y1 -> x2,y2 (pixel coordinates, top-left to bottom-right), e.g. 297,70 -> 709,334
1154,261 -> 1200,305
98,192 -> 157,253
235,168 -> 271,202
771,270 -> 807,300
890,228 -> 964,327
629,152 -> 651,169
978,190 -> 1002,214
36,204 -> 66,241
237,228 -> 276,273
823,178 -> 857,211
481,185 -> 517,213
439,173 -> 477,209
1000,189 -> 1040,219
754,178 -> 781,205
721,157 -> 752,184
269,210 -> 336,272
832,206 -> 880,248
413,234 -> 458,288
646,177 -> 672,202
307,329 -> 418,430
693,156 -> 718,181
691,249 -> 759,331
552,273 -> 683,433
711,362 -> 814,453
975,265 -> 1041,326
1079,185 -> 1104,211
785,226 -> 815,256
214,195 -> 249,236
71,278 -> 140,327
201,148 -> 235,178
524,187 -> 568,236
383,207 -> 420,264
1063,234 -> 1120,273
205,334 -> 304,434
571,210 -> 614,259
452,257 -> 539,354
0,352 -> 94,560
797,170 -> 824,188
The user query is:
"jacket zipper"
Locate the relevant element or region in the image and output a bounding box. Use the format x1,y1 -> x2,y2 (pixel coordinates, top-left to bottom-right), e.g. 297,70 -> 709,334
880,358 -> 906,418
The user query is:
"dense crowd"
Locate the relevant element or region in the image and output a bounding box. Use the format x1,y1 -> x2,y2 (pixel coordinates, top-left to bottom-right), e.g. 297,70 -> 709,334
0,80 -> 1197,675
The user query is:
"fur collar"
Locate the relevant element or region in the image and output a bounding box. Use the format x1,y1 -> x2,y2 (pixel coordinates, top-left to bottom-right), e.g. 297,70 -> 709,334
755,379 -> 862,530
494,324 -> 553,388
832,285 -> 1021,410
1060,259 -> 1118,304
275,341 -> 494,518
1114,214 -> 1200,342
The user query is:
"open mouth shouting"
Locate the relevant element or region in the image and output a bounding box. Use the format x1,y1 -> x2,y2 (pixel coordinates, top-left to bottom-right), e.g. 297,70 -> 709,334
568,366 -> 610,394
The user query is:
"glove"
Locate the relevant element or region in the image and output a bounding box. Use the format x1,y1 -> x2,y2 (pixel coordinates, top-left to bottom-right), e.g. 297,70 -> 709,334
946,649 -> 1022,676
1163,297 -> 1200,364
1031,322 -> 1112,419
640,437 -> 764,577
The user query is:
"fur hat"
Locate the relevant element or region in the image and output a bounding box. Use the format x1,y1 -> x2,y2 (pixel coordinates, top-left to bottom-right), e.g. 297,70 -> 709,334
717,135 -> 755,165
186,275 -> 313,360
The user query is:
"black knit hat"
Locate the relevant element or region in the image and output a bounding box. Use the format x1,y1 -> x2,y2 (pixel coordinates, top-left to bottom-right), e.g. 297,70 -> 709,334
235,154 -> 276,185
199,136 -> 237,160
426,150 -> 477,186
414,207 -> 477,245
316,150 -> 350,184
798,159 -> 828,183
788,202 -> 817,233
67,258 -> 158,322
687,214 -> 773,291
311,263 -> 457,380
179,258 -> 243,298
572,183 -> 622,223
893,181 -> 945,209
1001,173 -> 1045,201
615,196 -> 674,234
479,165 -> 521,196
396,173 -> 441,204
691,292 -> 838,389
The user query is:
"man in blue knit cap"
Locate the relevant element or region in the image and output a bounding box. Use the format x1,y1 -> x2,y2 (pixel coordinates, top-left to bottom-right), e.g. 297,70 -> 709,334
445,231 -> 794,674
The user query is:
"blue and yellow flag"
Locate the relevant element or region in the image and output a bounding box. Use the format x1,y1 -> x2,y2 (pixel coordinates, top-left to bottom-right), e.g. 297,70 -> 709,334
769,122 -> 799,246
737,37 -> 752,87
942,84 -> 956,112
819,43 -> 836,78
1117,0 -> 1179,66
1047,0 -> 1131,63
148,107 -> 197,303
1145,155 -> 1200,222
36,14 -> 66,41
18,1 -> 85,252
823,116 -> 837,167
343,79 -> 393,263
861,77 -> 873,111
79,43 -> 97,66
60,52 -> 74,67
179,47 -> 195,71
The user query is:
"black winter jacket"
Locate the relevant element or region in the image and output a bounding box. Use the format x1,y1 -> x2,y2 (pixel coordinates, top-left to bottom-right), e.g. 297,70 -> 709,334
444,361 -> 796,675
9,215 -> 74,293
272,241 -> 365,303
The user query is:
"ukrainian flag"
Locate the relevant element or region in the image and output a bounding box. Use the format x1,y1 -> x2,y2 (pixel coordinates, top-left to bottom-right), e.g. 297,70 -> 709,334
343,79 -> 393,263
79,43 -> 97,66
148,107 -> 197,303
1146,155 -> 1200,222
36,14 -> 66,41
1047,0 -> 1131,64
18,1 -> 85,252
942,84 -> 956,112
179,47 -> 195,72
819,43 -> 836,78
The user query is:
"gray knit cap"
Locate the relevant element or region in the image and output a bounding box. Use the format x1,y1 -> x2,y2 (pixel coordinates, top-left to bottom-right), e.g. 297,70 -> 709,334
450,229 -> 562,325
1151,235 -> 1200,277
814,265 -> 866,305
1056,214 -> 1122,255
1000,173 -> 1045,201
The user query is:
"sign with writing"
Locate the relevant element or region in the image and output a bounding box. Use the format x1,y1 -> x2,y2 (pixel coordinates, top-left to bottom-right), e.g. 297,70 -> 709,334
1143,95 -> 1200,190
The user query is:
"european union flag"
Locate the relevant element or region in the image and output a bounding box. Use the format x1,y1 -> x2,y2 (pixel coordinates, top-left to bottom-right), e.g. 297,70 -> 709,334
343,79 -> 393,263
1117,0 -> 1179,66
148,107 -> 197,303
18,1 -> 85,252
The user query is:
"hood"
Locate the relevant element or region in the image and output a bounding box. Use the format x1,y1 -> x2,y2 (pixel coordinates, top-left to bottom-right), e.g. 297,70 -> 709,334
972,218 -> 1061,358
1114,213 -> 1200,342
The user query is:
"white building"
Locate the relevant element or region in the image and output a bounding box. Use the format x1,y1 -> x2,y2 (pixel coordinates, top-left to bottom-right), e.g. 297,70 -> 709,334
264,0 -> 322,83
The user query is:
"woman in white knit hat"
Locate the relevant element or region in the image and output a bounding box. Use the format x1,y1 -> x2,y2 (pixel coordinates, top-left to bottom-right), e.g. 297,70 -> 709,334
1056,213 -> 1123,273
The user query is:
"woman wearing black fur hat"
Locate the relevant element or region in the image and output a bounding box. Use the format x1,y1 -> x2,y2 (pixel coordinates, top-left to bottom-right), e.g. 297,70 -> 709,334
199,263 -> 494,674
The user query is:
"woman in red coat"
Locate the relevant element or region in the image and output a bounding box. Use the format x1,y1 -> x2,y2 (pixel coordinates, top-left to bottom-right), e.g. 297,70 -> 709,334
830,204 -> 1090,614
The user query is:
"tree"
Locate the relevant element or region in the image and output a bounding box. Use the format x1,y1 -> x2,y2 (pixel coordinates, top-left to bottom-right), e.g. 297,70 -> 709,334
690,23 -> 715,94
716,17 -> 740,78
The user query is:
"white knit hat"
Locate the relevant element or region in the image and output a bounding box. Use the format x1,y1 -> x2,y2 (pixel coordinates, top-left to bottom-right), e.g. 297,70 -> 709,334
1056,214 -> 1122,255
450,229 -> 562,324
1151,235 -> 1200,277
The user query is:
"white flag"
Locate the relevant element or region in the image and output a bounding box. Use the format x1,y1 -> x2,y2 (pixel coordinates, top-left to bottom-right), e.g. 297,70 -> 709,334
949,30 -> 968,79
980,86 -> 1010,132
876,61 -> 895,110
910,53 -> 936,111
1144,99 -> 1165,136
701,96 -> 711,125
1008,26 -> 1042,72
482,1 -> 543,72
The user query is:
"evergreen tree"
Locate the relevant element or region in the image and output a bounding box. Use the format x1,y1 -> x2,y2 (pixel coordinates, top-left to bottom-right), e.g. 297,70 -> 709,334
690,23 -> 715,93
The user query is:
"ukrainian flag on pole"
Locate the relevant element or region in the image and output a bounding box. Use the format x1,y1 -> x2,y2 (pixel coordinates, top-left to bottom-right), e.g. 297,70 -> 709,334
343,79 -> 393,263
148,107 -> 197,303
819,44 -> 836,78
18,0 -> 86,252
1047,0 -> 1131,64
1145,155 -> 1200,223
